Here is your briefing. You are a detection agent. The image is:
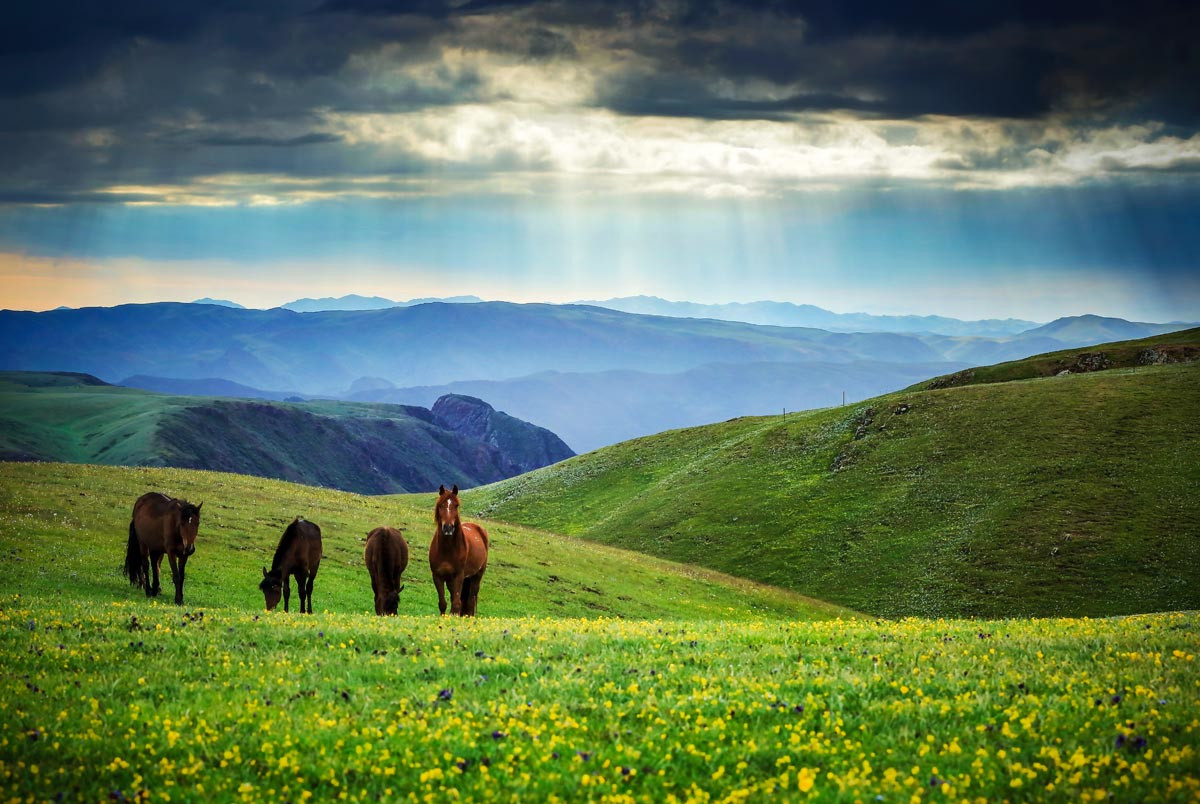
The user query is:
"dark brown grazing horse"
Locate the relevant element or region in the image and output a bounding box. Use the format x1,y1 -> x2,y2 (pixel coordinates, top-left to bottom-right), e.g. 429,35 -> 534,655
259,517 -> 322,613
123,492 -> 202,605
364,526 -> 409,616
429,484 -> 489,616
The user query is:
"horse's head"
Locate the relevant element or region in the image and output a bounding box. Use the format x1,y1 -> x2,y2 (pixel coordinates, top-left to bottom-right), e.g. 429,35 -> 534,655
376,583 -> 405,616
178,501 -> 202,557
259,567 -> 283,610
434,484 -> 460,539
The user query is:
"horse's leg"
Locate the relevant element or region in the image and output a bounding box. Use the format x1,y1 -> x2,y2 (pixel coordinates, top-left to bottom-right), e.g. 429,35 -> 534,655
304,570 -> 317,614
459,575 -> 475,617
168,552 -> 185,605
179,554 -> 188,605
150,552 -> 162,597
466,568 -> 485,617
140,548 -> 152,596
434,576 -> 447,616
283,575 -> 291,613
449,574 -> 465,616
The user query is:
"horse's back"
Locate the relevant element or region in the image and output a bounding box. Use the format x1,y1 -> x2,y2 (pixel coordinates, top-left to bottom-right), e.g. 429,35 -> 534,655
292,518 -> 322,570
291,517 -> 321,544
132,491 -> 165,518
366,527 -> 408,576
131,492 -> 175,546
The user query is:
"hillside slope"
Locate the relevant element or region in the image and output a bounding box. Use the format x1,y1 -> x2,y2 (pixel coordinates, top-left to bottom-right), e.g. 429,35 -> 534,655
471,362 -> 1200,618
0,373 -> 572,492
0,462 -> 843,620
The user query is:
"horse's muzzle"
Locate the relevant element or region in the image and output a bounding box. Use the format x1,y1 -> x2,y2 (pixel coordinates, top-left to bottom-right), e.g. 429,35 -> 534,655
184,545 -> 196,557
441,526 -> 456,538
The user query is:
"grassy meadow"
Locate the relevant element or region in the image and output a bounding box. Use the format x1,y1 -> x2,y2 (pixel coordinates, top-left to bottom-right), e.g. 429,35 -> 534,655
0,462 -> 838,621
0,463 -> 1198,801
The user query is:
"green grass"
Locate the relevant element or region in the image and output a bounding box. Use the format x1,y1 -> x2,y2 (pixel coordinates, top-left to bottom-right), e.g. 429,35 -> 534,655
1,601 -> 1197,802
910,327 -> 1200,391
1,465 -> 1197,801
471,363 -> 1200,619
0,462 -> 844,621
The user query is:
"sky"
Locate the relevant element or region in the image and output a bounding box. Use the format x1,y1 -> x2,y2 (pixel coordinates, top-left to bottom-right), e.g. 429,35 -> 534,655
1,0 -> 1198,321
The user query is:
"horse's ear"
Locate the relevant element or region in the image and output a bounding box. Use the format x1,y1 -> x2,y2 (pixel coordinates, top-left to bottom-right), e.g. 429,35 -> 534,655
451,484 -> 458,495
197,502 -> 203,511
438,485 -> 446,495
262,567 -> 268,578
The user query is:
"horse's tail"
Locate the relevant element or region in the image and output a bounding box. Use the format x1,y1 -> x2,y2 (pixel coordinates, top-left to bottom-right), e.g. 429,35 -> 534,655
123,519 -> 143,587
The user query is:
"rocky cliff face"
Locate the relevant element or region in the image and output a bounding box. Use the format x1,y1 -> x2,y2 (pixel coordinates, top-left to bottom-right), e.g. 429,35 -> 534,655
432,394 -> 576,475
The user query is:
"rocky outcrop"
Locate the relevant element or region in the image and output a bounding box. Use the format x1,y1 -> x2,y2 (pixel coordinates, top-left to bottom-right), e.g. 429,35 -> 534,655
1137,346 -> 1199,365
432,394 -> 575,475
927,369 -> 975,390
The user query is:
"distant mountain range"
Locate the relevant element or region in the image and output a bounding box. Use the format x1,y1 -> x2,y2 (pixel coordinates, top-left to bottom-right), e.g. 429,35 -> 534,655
577,296 -> 1043,336
279,294 -> 484,312
192,297 -> 246,308
189,294 -> 486,312
2,303 -> 1193,452
0,372 -> 572,493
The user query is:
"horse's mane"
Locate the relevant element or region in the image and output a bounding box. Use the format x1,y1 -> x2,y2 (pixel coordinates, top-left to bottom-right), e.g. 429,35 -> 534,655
270,518 -> 305,572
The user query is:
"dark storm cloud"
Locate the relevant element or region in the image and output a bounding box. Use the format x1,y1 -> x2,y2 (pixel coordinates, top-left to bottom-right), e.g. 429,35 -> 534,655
567,0 -> 1199,123
194,133 -> 344,148
12,0 -> 1192,125
0,0 -> 1197,205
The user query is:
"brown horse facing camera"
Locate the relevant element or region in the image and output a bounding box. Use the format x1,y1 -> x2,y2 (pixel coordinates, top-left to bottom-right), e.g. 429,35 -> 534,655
364,526 -> 409,616
430,484 -> 489,616
123,492 -> 202,605
259,517 -> 322,613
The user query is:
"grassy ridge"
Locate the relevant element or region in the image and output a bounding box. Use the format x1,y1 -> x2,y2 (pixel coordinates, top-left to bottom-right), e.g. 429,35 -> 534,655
0,375 -> 175,465
472,363 -> 1200,618
910,327 -> 1199,391
0,462 -> 843,621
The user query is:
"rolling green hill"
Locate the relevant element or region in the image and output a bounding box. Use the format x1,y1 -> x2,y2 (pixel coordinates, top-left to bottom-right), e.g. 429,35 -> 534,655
0,461 -> 843,620
0,373 -> 572,493
470,360 -> 1200,618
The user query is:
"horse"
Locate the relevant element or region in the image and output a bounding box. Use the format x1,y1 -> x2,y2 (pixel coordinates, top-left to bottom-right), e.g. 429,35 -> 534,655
364,527 -> 409,616
259,517 -> 322,613
429,484 -> 489,616
123,492 -> 202,605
